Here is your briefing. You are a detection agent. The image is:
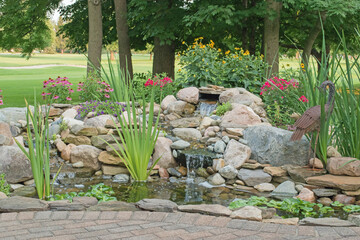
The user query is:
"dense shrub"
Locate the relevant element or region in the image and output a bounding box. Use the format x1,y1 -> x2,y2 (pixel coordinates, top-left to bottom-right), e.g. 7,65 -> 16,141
42,76 -> 73,103
78,74 -> 114,102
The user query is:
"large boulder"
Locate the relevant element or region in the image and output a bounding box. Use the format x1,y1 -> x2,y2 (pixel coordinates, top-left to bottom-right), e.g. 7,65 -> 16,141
327,157 -> 360,177
172,128 -> 202,142
243,125 -> 310,166
61,108 -> 78,119
271,181 -> 298,200
220,104 -> 262,128
70,145 -> 102,170
0,146 -> 33,183
84,115 -> 116,128
161,95 -> 177,110
0,122 -> 13,146
0,107 -> 33,124
306,174 -> 360,191
167,101 -> 195,116
219,89 -> 239,104
223,139 -> 251,169
176,87 -> 199,104
153,137 -> 177,169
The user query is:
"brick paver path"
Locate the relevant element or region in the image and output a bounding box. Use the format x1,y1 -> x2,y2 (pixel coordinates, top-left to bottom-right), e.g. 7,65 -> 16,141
1,211 -> 360,240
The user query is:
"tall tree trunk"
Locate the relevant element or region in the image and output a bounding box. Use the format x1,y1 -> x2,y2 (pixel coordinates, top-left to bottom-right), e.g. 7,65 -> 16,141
302,11 -> 327,68
87,0 -> 103,76
264,0 -> 282,76
152,37 -> 175,79
114,0 -> 133,79
241,0 -> 248,51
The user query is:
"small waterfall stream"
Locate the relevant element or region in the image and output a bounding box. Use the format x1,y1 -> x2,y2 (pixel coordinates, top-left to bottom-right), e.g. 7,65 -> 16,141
199,102 -> 217,116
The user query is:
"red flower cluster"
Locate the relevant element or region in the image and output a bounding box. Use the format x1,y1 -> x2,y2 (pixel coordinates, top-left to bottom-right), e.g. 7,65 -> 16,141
144,76 -> 173,88
0,89 -> 3,105
298,95 -> 309,102
260,77 -> 299,96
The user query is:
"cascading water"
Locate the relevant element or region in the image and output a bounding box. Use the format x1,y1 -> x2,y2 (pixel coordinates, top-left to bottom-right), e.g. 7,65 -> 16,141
199,102 -> 217,116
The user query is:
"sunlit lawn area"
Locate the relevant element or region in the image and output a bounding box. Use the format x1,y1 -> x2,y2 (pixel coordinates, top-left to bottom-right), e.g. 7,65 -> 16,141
0,53 -> 359,107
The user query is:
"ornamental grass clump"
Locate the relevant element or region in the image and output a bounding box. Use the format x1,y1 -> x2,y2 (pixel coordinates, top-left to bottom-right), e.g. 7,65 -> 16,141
98,56 -> 161,181
14,96 -> 51,200
42,76 -> 74,103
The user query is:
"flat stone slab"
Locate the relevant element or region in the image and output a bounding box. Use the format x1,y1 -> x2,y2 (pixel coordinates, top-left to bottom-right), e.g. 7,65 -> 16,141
87,201 -> 139,211
0,196 -> 49,212
135,199 -> 178,212
178,204 -> 231,217
306,174 -> 360,191
48,200 -> 86,211
286,166 -> 326,183
299,217 -> 356,227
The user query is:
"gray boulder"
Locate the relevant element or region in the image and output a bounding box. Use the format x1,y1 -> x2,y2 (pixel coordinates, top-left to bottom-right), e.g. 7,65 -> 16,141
171,140 -> 190,150
243,125 -> 310,166
208,173 -> 225,185
237,169 -> 271,186
136,199 -> 178,212
219,165 -> 238,179
0,146 -> 33,183
270,180 -> 298,200
223,139 -> 251,169
0,107 -> 34,124
172,128 -> 202,141
214,140 -> 226,153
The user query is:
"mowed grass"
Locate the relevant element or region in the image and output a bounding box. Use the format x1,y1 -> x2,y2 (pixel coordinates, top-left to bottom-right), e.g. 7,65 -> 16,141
0,53 -> 153,107
0,53 -> 358,107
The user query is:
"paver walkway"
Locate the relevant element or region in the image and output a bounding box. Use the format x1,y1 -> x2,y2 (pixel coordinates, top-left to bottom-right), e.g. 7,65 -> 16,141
0,211 -> 360,240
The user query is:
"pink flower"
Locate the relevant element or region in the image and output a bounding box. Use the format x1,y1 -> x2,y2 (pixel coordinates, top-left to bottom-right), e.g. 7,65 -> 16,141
41,92 -> 46,96
53,95 -> 59,100
77,88 -> 82,92
0,100 -> 3,105
69,89 -> 74,93
105,94 -> 110,98
66,97 -> 72,101
78,82 -> 84,87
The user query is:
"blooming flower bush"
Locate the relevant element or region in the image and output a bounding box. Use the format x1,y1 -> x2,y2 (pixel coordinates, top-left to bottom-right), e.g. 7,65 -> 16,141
0,89 -> 3,105
260,76 -> 308,126
78,75 -> 114,102
178,38 -> 267,94
77,100 -> 126,118
42,77 -> 73,103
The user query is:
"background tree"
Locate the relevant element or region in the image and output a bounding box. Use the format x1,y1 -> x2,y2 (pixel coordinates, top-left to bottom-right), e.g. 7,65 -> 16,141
0,0 -> 61,57
55,16 -> 67,53
87,0 -> 103,74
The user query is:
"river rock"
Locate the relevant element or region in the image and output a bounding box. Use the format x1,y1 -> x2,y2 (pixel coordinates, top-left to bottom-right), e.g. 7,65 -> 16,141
136,199 -> 178,212
61,108 -> 78,119
208,173 -> 225,185
170,117 -> 201,128
327,157 -> 360,176
113,174 -> 129,183
199,117 -> 213,130
0,146 -> 33,183
223,139 -> 251,169
299,217 -> 355,227
243,125 -> 310,166
172,128 -> 202,141
219,89 -> 239,104
71,125 -> 98,136
219,165 -> 238,180
161,95 -> 177,110
10,186 -> 36,197
237,169 -> 271,186
271,181 -> 298,200
72,161 -> 84,168
61,143 -> 76,161
55,139 -> 66,152
64,134 -> 91,146
296,188 -> 316,203
153,137 -> 177,169
213,158 -> 225,171
309,158 -> 324,169
0,122 -> 13,145
306,174 -> 360,191
101,165 -> 129,175
0,107 -> 33,124
98,151 -> 124,166
176,87 -> 199,104
230,206 -> 262,221
263,166 -> 287,177
195,168 -> 209,178
0,192 -> 7,199
285,165 -> 327,183
220,104 -> 262,128
225,128 -> 244,137
318,197 -> 333,206
91,135 -> 121,149
254,183 -> 275,192
0,196 -> 49,212
334,194 -> 355,204
167,168 -> 182,178
84,115 -> 115,127
170,140 -> 190,150
327,146 -> 341,158
70,145 -> 102,170
178,204 -> 231,216
159,168 -> 169,178
62,117 -> 84,129
214,140 -> 226,153
312,188 -> 338,197
167,101 -> 195,115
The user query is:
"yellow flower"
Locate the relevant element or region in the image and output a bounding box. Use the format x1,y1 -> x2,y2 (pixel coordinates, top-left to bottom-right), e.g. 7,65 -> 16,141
235,47 -> 240,51
202,58 -> 204,61
225,50 -> 230,55
222,60 -> 226,64
260,54 -> 264,59
218,48 -> 221,52
182,41 -> 185,44
199,37 -> 203,40
301,63 -> 305,68
178,69 -> 182,72
239,57 -> 242,60
193,74 -> 196,77
243,50 -> 250,56
206,69 -> 208,72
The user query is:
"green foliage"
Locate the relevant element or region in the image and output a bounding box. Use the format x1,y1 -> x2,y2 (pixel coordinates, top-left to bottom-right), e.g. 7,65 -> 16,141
100,58 -> 161,181
77,101 -> 126,118
50,183 -> 117,202
178,39 -> 267,92
132,72 -> 182,104
0,174 -> 10,196
78,74 -> 114,102
59,118 -> 69,132
216,102 -> 232,116
42,77 -> 74,103
14,96 -> 51,200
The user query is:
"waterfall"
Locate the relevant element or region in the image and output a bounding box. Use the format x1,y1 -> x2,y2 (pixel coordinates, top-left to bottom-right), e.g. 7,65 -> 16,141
199,102 -> 217,116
